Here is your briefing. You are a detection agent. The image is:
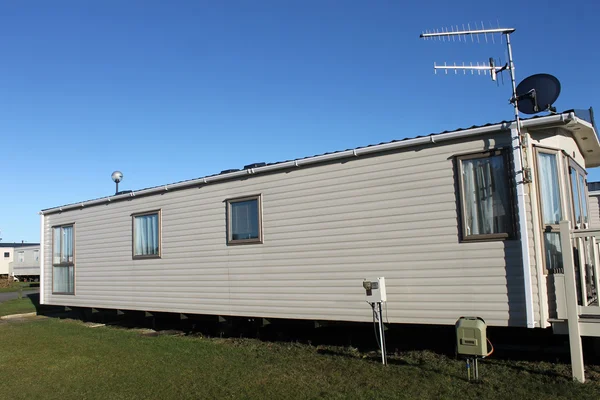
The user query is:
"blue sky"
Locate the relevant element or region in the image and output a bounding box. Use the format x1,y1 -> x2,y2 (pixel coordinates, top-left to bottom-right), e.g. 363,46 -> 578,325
1,1 -> 599,243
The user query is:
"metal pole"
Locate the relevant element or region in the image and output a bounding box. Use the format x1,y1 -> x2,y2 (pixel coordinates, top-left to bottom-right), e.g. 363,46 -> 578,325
505,33 -> 527,180
377,302 -> 387,365
115,181 -> 119,195
466,359 -> 471,381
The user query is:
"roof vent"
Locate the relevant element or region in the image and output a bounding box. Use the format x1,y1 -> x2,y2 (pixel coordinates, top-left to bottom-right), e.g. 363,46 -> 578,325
243,162 -> 266,170
220,169 -> 240,174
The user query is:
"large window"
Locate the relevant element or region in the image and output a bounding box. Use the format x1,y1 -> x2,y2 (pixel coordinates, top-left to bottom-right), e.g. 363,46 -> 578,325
227,195 -> 262,244
52,224 -> 74,294
132,210 -> 161,258
537,150 -> 563,271
17,251 -> 24,263
34,250 -> 39,262
457,151 -> 514,240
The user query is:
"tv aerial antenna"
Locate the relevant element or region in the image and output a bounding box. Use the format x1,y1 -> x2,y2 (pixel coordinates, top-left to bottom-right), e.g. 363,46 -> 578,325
419,23 -> 522,129
418,23 -> 564,185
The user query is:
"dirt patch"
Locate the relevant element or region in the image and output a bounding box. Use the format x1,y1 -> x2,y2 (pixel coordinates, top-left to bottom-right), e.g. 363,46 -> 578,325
140,329 -> 186,338
0,278 -> 16,289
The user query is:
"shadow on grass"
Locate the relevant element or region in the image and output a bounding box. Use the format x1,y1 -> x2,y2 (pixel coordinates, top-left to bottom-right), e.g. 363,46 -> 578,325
28,301 -> 600,368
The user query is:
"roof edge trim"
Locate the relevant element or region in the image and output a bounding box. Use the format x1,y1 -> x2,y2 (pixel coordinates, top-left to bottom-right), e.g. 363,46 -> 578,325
41,113 -> 577,215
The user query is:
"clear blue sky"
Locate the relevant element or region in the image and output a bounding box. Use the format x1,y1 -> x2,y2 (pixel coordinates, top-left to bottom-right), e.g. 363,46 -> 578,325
1,1 -> 599,243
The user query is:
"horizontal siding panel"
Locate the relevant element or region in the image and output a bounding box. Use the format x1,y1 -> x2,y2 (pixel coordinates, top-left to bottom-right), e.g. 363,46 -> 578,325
44,132 -> 530,327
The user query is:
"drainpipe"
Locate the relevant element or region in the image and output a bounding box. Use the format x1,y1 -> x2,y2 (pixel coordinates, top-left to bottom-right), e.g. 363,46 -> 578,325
511,127 -> 535,328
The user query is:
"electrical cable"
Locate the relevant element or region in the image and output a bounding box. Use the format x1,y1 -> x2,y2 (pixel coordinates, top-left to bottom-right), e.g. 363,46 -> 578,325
370,302 -> 381,349
485,338 -> 494,357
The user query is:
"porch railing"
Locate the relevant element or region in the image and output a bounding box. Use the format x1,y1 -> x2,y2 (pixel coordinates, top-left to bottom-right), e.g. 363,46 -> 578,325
557,220 -> 600,383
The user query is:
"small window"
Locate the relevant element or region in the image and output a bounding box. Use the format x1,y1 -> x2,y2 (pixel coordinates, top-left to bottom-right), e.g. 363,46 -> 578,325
3,252 -> 9,258
227,195 -> 262,244
132,210 -> 161,258
52,224 -> 75,294
34,250 -> 39,262
457,151 -> 514,240
17,251 -> 24,263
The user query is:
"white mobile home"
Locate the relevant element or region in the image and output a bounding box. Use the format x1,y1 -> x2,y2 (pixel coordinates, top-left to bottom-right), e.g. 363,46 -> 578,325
10,244 -> 41,281
587,182 -> 600,228
1,243 -> 39,278
39,111 -> 600,341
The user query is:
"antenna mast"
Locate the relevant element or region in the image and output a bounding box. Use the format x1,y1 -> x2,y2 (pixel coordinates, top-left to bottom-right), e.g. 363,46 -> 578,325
420,24 -> 529,182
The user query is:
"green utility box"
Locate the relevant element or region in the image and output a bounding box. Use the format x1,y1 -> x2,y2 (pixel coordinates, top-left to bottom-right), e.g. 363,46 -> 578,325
456,317 -> 487,356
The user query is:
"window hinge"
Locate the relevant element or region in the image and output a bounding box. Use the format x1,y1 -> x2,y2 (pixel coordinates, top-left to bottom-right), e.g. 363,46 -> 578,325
523,167 -> 532,184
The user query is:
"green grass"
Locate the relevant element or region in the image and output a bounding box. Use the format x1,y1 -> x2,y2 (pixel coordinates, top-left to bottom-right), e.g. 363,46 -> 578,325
0,318 -> 599,399
0,297 -> 37,316
0,282 -> 39,293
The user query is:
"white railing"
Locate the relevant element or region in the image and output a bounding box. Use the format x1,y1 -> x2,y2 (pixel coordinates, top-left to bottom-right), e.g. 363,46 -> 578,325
568,227 -> 600,308
558,220 -> 600,382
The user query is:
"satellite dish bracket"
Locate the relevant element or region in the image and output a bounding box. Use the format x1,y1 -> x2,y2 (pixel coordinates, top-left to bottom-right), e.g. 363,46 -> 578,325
511,89 -> 539,112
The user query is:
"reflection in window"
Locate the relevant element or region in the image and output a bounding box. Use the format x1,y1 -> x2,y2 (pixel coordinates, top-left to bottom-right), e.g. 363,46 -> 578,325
460,154 -> 513,238
538,153 -> 562,225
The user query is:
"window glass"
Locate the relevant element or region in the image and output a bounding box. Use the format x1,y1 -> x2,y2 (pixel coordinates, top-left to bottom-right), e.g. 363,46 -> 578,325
231,199 -> 259,240
578,173 -> 588,225
538,153 -> 562,225
543,232 -> 563,271
134,213 -> 160,257
52,225 -> 74,294
570,168 -> 581,225
62,226 -> 74,263
461,154 -> 512,237
53,227 -> 61,265
34,250 -> 39,262
17,252 -> 24,263
3,252 -> 9,258
53,266 -> 74,294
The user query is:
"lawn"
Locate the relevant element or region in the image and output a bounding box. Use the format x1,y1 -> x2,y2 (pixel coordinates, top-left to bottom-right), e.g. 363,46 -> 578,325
0,318 -> 599,400
0,297 -> 37,316
0,282 -> 39,293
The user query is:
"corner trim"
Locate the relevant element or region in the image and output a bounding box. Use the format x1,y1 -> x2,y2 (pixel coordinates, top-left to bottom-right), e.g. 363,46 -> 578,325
511,128 -> 535,328
39,213 -> 44,305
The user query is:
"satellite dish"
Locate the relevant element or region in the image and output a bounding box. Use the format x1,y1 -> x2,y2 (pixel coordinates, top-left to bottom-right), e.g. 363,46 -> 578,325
514,74 -> 561,115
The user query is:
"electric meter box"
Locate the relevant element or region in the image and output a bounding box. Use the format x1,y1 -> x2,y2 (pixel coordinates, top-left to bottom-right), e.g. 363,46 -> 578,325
456,317 -> 487,356
363,277 -> 387,303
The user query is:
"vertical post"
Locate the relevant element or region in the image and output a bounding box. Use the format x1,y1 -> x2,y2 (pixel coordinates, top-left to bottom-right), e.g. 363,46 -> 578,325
577,238 -> 588,305
511,127 -> 535,328
377,302 -> 387,365
592,237 -> 600,302
506,33 -> 521,135
560,220 -> 585,382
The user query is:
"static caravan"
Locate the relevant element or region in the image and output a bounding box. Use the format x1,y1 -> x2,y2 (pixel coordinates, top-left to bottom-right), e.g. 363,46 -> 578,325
10,244 -> 41,281
39,111 -> 600,346
0,243 -> 39,278
588,182 -> 600,228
